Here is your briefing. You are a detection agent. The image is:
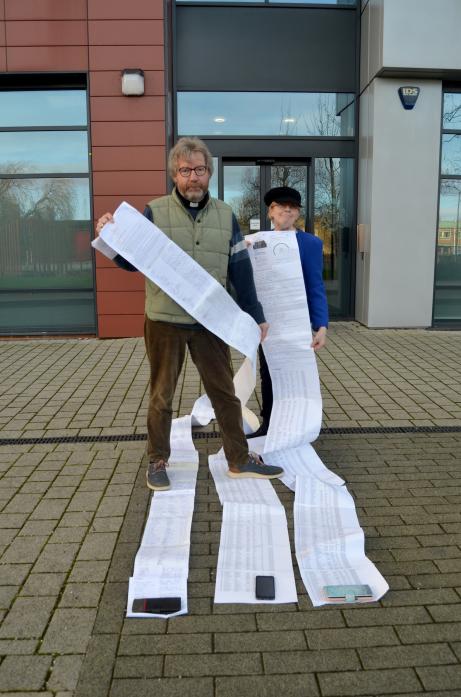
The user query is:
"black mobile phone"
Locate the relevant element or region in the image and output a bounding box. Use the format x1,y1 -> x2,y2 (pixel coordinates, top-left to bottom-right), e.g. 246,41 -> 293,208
255,575 -> 275,600
132,597 -> 181,614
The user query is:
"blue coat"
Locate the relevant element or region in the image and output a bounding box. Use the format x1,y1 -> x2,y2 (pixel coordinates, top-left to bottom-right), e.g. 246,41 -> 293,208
296,230 -> 329,330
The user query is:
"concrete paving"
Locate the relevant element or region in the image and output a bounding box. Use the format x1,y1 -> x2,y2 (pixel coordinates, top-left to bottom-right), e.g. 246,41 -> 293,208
0,322 -> 460,696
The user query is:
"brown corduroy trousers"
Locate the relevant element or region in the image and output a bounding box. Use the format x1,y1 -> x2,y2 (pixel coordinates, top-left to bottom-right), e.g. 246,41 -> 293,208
144,317 -> 249,468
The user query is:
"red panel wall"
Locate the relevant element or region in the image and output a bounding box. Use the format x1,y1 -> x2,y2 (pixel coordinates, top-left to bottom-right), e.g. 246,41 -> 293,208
89,0 -> 166,338
0,0 -> 168,338
0,2 -> 5,72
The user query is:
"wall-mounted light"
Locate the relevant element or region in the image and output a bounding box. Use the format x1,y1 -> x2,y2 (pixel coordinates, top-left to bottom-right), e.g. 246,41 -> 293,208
283,117 -> 296,123
121,69 -> 144,96
213,116 -> 226,123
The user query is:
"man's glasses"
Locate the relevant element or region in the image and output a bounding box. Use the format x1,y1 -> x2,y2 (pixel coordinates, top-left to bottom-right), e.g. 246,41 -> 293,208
177,166 -> 208,178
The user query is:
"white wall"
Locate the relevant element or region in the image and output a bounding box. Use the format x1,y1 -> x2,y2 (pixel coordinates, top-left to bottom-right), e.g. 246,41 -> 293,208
361,0 -> 461,88
383,0 -> 461,72
355,82 -> 372,324
356,79 -> 442,327
357,0 -> 454,327
360,0 -> 384,91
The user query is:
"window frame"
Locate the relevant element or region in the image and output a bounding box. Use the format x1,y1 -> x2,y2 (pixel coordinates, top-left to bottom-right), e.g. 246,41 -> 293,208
432,87 -> 461,326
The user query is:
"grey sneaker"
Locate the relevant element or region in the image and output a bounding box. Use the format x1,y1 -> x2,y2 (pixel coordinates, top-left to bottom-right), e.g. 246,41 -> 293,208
227,452 -> 283,479
146,459 -> 171,491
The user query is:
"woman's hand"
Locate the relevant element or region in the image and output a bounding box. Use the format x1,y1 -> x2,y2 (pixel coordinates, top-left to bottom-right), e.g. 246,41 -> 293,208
95,212 -> 114,235
311,326 -> 327,351
259,322 -> 270,342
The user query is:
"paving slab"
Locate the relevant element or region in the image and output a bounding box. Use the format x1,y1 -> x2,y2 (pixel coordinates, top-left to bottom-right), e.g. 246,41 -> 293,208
0,324 -> 460,695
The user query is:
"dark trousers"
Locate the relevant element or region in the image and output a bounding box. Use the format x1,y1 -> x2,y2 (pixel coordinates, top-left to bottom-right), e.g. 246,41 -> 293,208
258,344 -> 273,422
144,318 -> 249,468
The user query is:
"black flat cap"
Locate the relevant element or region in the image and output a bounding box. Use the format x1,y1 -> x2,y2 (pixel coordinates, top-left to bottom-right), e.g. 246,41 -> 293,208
264,186 -> 301,207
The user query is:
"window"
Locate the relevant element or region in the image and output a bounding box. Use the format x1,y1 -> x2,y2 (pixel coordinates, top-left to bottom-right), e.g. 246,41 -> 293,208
0,88 -> 95,335
314,157 -> 354,316
177,92 -> 355,138
433,92 -> 461,323
178,0 -> 355,4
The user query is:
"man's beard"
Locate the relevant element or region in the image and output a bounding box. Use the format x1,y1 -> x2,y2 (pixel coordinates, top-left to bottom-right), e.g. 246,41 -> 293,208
183,186 -> 206,202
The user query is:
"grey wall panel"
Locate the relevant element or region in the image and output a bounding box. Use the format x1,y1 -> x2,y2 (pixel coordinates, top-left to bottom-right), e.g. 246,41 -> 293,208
201,138 -> 356,159
356,78 -> 441,327
362,0 -> 461,85
176,6 -> 356,93
383,0 -> 461,73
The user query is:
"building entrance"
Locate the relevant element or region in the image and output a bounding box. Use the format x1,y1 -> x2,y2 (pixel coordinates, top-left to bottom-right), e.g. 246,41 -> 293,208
221,160 -> 310,234
208,156 -> 354,318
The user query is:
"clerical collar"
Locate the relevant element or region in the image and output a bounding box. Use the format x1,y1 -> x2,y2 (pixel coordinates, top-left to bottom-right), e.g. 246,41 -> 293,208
175,188 -> 209,211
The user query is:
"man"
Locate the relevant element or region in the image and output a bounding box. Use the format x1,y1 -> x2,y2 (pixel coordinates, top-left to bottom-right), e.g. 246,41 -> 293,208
96,137 -> 283,490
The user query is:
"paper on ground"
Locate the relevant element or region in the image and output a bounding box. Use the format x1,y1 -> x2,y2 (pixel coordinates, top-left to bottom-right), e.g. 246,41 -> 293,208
210,447 -> 297,604
93,209 -> 388,613
245,231 -> 388,606
214,502 -> 297,604
127,490 -> 196,618
92,204 -> 268,615
209,449 -> 281,507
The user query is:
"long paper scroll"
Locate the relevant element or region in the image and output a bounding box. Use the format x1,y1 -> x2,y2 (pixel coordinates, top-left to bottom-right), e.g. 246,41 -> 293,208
92,205 -> 388,614
242,231 -> 388,605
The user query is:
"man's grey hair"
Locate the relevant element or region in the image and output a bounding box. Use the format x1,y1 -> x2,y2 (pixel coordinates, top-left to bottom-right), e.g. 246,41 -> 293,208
168,137 -> 214,178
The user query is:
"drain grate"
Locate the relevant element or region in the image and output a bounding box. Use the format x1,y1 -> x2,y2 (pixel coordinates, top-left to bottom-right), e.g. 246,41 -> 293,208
322,425 -> 461,435
0,424 -> 460,447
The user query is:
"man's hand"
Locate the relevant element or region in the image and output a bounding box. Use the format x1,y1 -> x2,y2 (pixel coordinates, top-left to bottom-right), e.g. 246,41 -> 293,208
259,322 -> 270,343
311,326 -> 327,352
95,212 -> 114,235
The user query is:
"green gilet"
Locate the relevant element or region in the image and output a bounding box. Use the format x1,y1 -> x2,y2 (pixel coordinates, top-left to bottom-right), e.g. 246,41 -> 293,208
145,191 -> 233,324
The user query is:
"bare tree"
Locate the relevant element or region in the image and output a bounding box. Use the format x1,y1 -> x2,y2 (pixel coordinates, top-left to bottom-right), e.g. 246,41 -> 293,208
0,164 -> 77,275
234,167 -> 260,231
443,94 -> 461,127
302,95 -> 343,279
441,134 -> 461,175
22,178 -> 74,221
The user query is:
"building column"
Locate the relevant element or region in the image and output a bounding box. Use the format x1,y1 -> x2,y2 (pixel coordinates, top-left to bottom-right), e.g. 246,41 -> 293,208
356,77 -> 442,327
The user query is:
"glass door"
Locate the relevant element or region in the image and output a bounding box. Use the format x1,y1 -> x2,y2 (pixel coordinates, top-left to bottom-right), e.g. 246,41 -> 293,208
222,160 -> 310,234
217,156 -> 354,318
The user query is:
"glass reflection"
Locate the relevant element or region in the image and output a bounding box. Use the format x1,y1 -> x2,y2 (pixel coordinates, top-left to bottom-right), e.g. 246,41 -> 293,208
0,90 -> 87,128
0,177 -> 94,333
208,156 -> 219,199
178,0 -> 355,3
441,134 -> 461,176
314,157 -> 354,316
273,0 -> 355,4
0,132 -> 89,175
433,179 -> 461,321
0,290 -> 95,334
443,93 -> 461,130
223,165 -> 260,233
178,92 -> 355,137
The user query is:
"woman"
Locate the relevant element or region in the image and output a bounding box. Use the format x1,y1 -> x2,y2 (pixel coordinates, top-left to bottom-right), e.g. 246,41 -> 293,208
248,186 -> 328,438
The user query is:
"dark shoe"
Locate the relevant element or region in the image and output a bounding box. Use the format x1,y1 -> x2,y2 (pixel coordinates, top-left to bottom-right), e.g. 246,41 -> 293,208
146,459 -> 171,491
247,420 -> 269,438
227,452 -> 283,479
